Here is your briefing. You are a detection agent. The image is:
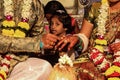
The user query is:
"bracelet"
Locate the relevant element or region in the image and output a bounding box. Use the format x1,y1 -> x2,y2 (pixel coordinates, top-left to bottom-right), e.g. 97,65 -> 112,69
73,33 -> 89,52
40,41 -> 44,54
75,37 -> 83,52
40,41 -> 44,48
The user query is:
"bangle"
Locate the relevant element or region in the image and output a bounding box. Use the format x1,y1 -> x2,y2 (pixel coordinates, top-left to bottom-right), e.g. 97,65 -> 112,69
40,41 -> 44,54
40,41 -> 44,48
74,37 -> 83,55
74,33 -> 89,52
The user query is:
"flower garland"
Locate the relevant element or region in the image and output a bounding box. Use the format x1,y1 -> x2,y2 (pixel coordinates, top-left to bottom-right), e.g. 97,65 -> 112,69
95,0 -> 109,51
89,0 -> 120,80
0,54 -> 14,80
2,0 -> 31,38
58,54 -> 73,68
2,0 -> 15,37
89,0 -> 111,72
97,0 -> 109,36
0,0 -> 32,79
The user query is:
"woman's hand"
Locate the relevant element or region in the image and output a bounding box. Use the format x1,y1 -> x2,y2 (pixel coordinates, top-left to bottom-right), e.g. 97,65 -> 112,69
55,35 -> 79,51
109,42 -> 120,52
41,33 -> 59,49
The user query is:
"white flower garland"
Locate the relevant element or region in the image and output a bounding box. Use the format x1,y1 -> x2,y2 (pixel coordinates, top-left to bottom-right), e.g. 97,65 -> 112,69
97,0 -> 109,36
3,0 -> 14,17
58,54 -> 73,67
3,0 -> 32,19
89,0 -> 111,73
95,1 -> 120,79
22,0 -> 32,19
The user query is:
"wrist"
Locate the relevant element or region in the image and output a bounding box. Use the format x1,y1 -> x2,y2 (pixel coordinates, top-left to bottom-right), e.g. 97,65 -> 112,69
75,37 -> 83,52
73,33 -> 89,52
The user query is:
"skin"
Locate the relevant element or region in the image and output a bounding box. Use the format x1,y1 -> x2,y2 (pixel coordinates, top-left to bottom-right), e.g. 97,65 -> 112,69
45,13 -> 80,34
109,0 -> 120,13
109,0 -> 119,3
42,0 -> 120,51
55,0 -> 120,51
41,33 -> 60,49
50,16 -> 66,37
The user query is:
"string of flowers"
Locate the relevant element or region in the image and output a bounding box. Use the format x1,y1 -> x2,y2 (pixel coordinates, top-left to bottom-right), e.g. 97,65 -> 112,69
14,0 -> 31,37
0,0 -> 32,79
89,0 -> 120,80
97,0 -> 109,36
0,54 -> 14,80
2,0 -> 31,38
2,0 -> 15,37
89,0 -> 111,72
58,54 -> 73,68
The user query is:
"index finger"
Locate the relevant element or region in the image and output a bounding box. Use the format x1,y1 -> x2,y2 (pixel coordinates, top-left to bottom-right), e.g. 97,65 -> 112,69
55,39 -> 65,50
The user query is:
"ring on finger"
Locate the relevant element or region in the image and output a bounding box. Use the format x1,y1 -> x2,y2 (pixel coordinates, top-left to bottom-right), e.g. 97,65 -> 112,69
50,41 -> 54,45
64,40 -> 68,43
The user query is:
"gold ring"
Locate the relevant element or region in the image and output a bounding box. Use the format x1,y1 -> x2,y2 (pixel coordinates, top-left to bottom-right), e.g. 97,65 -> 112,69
64,40 -> 68,43
50,41 -> 54,45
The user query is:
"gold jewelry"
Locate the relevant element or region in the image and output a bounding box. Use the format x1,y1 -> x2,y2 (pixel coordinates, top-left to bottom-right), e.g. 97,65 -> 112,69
64,40 -> 68,43
50,41 -> 54,45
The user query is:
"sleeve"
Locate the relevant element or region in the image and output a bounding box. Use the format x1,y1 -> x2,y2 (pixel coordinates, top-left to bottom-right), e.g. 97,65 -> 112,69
10,0 -> 45,53
0,35 -> 41,53
10,37 -> 41,53
29,0 -> 45,37
84,2 -> 101,24
0,0 -> 45,53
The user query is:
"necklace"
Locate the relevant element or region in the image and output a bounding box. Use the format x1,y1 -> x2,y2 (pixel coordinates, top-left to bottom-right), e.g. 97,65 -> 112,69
2,0 -> 32,37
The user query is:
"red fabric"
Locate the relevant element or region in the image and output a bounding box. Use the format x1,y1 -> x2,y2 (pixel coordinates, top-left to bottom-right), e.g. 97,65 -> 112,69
71,18 -> 75,27
71,18 -> 76,34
